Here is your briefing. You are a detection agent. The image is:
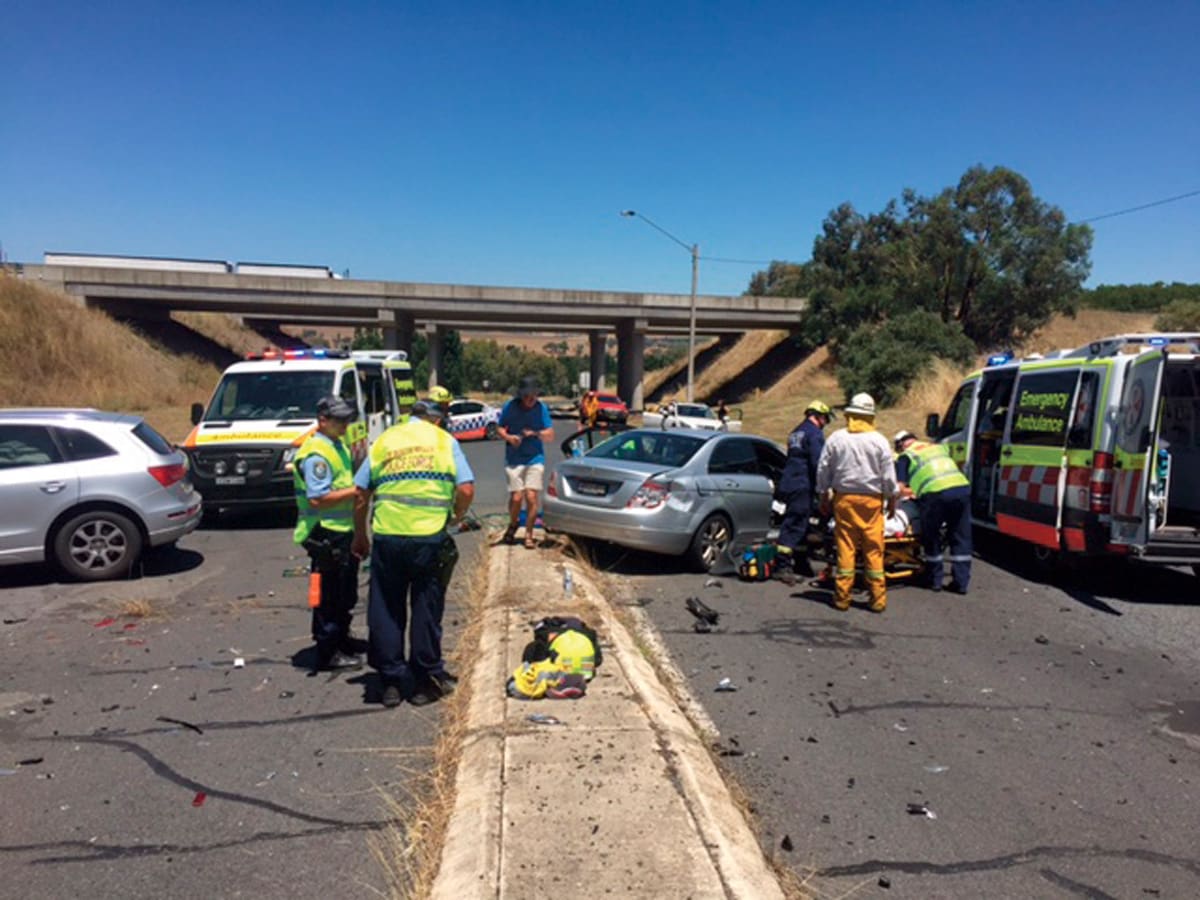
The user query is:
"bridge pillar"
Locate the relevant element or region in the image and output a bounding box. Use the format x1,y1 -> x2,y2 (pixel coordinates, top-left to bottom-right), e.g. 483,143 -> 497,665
379,310 -> 414,355
426,324 -> 443,390
616,318 -> 646,412
588,330 -> 607,392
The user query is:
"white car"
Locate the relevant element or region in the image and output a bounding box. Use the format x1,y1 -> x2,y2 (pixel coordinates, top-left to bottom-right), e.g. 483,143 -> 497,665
641,403 -> 741,432
446,399 -> 501,441
0,409 -> 202,580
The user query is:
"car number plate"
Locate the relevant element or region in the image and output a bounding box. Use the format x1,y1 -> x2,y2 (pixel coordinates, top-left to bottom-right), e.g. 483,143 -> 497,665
575,481 -> 607,496
215,476 -> 246,485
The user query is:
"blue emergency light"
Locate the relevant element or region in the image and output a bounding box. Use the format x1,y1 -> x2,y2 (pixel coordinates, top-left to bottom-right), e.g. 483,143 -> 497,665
987,352 -> 1013,366
1148,336 -> 1169,347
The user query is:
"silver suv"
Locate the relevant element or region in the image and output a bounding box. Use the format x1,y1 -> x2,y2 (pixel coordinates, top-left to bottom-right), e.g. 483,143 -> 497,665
0,409 -> 202,581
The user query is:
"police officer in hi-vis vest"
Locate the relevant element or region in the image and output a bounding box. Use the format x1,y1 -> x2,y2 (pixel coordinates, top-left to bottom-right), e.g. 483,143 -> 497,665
894,430 -> 972,594
352,397 -> 475,708
294,395 -> 365,671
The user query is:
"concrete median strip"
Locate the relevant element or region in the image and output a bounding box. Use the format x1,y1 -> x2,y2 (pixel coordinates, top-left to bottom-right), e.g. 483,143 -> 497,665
431,541 -> 785,899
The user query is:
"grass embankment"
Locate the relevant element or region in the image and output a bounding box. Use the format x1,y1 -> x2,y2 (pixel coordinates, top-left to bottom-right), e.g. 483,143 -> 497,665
0,274 -> 262,440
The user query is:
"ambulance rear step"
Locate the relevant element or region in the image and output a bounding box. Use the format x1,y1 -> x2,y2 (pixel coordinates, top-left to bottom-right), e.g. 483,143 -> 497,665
1135,528 -> 1200,564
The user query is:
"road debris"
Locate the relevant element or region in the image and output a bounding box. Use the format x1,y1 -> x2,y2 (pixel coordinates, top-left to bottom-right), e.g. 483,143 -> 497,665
278,691 -> 295,699
192,791 -> 207,807
156,716 -> 204,735
924,764 -> 949,774
93,617 -> 116,628
693,620 -> 714,634
780,834 -> 794,852
715,677 -> 738,692
17,757 -> 44,766
893,722 -> 909,732
1035,634 -> 1050,645
0,769 -> 17,776
906,802 -> 937,819
878,876 -> 892,889
2,617 -> 28,625
233,657 -> 246,668
703,578 -> 723,588
685,596 -> 720,626
526,713 -> 562,726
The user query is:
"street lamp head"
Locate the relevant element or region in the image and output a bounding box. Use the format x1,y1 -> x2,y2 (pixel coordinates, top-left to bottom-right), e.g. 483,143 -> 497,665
620,209 -> 637,217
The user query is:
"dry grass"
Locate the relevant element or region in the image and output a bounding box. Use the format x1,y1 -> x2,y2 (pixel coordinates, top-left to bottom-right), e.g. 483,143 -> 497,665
691,329 -> 789,401
368,542 -> 490,900
116,596 -> 168,619
1022,308 -> 1157,354
0,274 -> 221,425
643,337 -> 720,398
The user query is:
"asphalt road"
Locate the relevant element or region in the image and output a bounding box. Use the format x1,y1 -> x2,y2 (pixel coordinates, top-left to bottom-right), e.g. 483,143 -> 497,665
0,430 -> 523,900
610,536 -> 1200,899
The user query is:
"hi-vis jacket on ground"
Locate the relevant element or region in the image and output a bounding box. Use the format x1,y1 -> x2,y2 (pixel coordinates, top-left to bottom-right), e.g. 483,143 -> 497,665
927,333 -> 1200,572
183,349 -> 415,514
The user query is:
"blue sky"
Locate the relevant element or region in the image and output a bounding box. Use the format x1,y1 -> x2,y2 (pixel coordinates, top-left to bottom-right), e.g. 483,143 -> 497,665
2,1 -> 1197,297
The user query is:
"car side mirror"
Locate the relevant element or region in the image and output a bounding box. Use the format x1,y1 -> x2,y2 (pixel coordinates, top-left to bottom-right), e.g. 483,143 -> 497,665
190,402 -> 204,426
925,413 -> 940,439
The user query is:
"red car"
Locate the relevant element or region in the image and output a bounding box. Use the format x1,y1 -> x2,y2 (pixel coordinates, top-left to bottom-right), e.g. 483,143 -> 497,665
594,392 -> 628,424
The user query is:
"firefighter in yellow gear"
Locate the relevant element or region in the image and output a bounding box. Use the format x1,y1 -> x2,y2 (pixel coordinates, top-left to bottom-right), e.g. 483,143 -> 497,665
815,393 -> 899,612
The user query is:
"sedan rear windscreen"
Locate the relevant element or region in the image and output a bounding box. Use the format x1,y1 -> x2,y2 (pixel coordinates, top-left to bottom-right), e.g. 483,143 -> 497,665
589,431 -> 705,468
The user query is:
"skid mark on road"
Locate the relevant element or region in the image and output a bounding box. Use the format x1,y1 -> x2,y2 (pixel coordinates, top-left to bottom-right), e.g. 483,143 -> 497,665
816,844 -> 1200,879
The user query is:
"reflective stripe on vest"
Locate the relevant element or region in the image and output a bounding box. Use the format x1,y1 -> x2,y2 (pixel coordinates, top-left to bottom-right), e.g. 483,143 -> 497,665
904,441 -> 969,498
369,419 -> 456,536
293,434 -> 356,544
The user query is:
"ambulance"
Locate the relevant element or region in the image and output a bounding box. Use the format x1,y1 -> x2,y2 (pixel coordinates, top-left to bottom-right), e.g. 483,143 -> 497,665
183,349 -> 415,514
927,333 -> 1200,572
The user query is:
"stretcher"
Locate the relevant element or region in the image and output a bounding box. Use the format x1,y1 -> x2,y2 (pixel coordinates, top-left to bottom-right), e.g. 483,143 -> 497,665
808,500 -> 925,583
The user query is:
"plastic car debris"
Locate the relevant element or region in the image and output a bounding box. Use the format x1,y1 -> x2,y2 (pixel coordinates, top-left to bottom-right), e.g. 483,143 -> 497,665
906,802 -> 936,819
703,578 -> 723,588
192,792 -> 207,807
527,714 -> 562,726
685,596 -> 720,626
157,716 -> 203,735
233,658 -> 246,668
715,677 -> 738,692
93,617 -> 116,628
780,834 -> 794,852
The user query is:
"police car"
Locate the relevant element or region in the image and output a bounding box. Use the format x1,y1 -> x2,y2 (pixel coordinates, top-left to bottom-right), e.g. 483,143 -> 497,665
928,333 -> 1200,573
446,398 -> 501,441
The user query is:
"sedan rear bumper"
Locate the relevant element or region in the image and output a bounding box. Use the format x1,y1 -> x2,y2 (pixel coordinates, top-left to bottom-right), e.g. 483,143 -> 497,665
542,497 -> 694,556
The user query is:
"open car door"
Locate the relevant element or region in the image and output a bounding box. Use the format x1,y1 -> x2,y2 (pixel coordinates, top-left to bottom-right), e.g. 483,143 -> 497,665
1110,349 -> 1166,548
994,365 -> 1082,549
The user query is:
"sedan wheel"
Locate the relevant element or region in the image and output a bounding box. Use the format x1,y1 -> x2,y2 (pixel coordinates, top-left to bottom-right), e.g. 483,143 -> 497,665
687,513 -> 732,573
53,510 -> 143,581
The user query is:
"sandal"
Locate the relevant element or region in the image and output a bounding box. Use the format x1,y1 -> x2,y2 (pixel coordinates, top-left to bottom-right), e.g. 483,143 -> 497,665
501,523 -> 519,545
523,534 -> 537,550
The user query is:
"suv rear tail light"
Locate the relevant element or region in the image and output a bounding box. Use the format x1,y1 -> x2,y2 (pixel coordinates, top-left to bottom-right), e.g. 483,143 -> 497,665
148,463 -> 187,488
626,479 -> 670,510
547,471 -> 558,498
1089,452 -> 1114,514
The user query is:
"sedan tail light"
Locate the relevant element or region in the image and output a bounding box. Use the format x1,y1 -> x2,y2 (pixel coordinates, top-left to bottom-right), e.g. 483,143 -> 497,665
626,479 -> 670,510
547,471 -> 558,498
148,463 -> 188,488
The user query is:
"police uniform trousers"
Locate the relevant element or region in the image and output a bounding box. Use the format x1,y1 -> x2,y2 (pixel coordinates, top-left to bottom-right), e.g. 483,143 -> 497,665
776,489 -> 814,568
833,493 -> 886,610
307,527 -> 359,659
918,485 -> 972,591
367,532 -> 452,695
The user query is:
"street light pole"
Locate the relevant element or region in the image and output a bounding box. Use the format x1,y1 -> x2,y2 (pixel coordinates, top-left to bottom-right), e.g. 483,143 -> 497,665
620,210 -> 700,402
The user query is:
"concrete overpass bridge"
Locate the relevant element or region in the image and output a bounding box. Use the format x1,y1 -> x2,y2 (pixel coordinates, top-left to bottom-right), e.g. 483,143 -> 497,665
15,260 -> 806,409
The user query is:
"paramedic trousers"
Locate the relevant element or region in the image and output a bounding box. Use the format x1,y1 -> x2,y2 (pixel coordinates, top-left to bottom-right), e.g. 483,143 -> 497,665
367,533 -> 456,697
306,527 -> 360,662
776,489 -> 814,567
833,492 -> 886,610
918,485 -> 972,592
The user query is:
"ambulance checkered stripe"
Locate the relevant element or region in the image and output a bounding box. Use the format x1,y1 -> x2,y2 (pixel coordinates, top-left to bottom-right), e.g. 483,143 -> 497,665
999,465 -> 1059,505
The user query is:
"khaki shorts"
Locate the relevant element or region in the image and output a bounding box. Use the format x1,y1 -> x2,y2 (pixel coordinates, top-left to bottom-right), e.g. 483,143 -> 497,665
506,463 -> 545,493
